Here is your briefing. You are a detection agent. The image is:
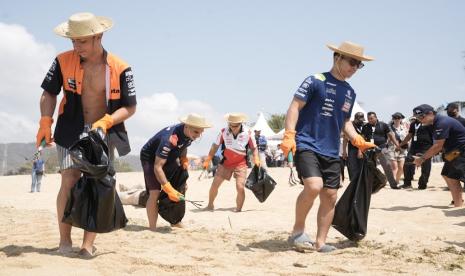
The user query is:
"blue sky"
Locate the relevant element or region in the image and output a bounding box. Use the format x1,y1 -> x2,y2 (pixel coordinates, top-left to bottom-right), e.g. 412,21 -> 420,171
0,0 -> 464,155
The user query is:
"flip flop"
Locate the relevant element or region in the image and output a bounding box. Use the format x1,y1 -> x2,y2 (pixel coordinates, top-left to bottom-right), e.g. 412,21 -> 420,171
288,233 -> 314,250
317,244 -> 336,253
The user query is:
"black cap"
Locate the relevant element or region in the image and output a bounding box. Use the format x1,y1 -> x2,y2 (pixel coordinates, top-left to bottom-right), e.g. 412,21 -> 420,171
446,102 -> 459,110
391,112 -> 405,119
354,112 -> 365,121
413,104 -> 434,117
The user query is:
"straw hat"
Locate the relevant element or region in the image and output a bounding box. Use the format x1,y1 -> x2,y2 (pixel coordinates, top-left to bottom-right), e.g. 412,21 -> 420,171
327,41 -> 374,61
179,113 -> 212,128
224,113 -> 248,124
54,12 -> 113,38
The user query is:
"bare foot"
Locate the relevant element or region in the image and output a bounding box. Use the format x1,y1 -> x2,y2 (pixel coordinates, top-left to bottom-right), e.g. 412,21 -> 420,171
57,243 -> 73,254
171,222 -> 185,228
234,208 -> 242,212
205,205 -> 214,211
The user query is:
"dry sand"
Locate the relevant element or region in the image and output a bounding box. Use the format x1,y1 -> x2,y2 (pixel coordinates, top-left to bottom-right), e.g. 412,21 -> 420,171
1,164 -> 465,275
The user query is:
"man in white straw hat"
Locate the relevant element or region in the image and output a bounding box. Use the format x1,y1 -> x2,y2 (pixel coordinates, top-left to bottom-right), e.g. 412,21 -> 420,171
281,41 -> 376,252
140,113 -> 212,230
203,113 -> 260,212
37,12 -> 137,257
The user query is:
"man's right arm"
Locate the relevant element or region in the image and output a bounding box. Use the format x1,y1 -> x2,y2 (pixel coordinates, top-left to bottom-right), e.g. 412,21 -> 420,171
40,91 -> 57,117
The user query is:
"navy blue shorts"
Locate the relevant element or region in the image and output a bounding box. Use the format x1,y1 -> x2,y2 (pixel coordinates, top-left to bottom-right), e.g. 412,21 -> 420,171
295,149 -> 341,189
441,154 -> 465,180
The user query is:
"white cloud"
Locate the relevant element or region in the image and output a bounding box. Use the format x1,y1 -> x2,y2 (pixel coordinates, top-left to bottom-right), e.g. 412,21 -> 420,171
0,22 -> 55,143
126,92 -> 224,156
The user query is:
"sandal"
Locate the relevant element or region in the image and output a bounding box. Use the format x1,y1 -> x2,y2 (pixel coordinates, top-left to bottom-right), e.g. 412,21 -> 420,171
288,233 -> 314,250
317,244 -> 337,253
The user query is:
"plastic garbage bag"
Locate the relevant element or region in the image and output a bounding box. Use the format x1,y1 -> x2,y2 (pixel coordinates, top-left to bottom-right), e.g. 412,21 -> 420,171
332,150 -> 378,241
158,166 -> 189,225
62,129 -> 127,233
245,165 -> 277,203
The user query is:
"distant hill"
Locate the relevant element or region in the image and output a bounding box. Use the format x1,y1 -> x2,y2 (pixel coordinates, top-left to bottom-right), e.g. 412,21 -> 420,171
0,142 -> 141,175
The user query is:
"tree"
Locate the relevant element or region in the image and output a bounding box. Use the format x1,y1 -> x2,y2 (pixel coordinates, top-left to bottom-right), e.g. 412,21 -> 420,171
267,113 -> 286,133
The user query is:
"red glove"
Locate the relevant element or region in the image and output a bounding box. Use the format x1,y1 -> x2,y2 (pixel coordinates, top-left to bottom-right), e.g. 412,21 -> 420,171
203,156 -> 212,170
36,116 -> 53,148
162,182 -> 184,202
180,156 -> 189,170
351,134 -> 376,152
92,114 -> 114,134
280,130 -> 296,158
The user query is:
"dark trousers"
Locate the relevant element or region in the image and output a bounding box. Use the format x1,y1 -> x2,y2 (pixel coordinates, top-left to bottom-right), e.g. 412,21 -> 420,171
347,148 -> 363,182
376,151 -> 397,187
403,151 -> 431,188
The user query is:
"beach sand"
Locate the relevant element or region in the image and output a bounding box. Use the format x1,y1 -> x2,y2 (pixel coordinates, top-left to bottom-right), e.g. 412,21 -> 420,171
1,164 -> 465,275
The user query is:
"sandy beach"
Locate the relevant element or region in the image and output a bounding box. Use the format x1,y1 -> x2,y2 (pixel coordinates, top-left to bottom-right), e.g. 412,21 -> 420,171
1,164 -> 465,275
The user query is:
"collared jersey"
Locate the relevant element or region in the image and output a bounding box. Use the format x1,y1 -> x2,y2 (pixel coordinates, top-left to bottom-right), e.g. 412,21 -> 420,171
294,72 -> 355,158
140,124 -> 192,163
41,50 -> 137,153
361,121 -> 391,147
432,115 -> 465,152
215,125 -> 256,168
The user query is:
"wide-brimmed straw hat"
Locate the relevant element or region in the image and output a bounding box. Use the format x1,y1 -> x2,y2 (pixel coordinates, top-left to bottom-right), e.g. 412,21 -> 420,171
54,12 -> 113,38
179,113 -> 212,128
327,41 -> 374,61
224,113 -> 248,124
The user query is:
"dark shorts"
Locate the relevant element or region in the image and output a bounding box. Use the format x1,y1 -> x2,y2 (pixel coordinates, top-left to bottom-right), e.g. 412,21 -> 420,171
441,154 -> 465,180
295,149 -> 341,189
142,160 -> 161,191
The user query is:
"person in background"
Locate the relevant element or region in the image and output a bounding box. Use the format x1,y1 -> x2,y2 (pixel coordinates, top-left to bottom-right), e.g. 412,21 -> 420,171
254,129 -> 268,169
412,104 -> 465,207
361,111 -> 401,189
387,112 -> 409,185
31,153 -> 45,193
446,103 -> 465,127
400,116 -> 433,189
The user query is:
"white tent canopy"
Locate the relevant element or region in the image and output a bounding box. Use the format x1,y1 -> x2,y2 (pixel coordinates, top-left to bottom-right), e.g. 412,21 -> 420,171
350,101 -> 366,120
251,112 -> 276,138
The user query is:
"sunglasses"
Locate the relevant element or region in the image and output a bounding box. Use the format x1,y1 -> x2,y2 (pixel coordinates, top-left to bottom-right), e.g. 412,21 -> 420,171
393,117 -> 402,120
341,55 -> 364,69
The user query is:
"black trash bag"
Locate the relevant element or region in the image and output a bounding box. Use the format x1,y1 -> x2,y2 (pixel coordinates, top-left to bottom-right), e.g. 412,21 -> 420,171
245,165 -> 277,203
332,150 -> 378,241
62,174 -> 127,233
158,166 -> 189,225
62,129 -> 127,233
68,130 -> 111,179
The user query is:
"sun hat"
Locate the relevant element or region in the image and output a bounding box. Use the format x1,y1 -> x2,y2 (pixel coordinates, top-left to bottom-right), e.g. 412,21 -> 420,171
179,113 -> 212,128
224,113 -> 248,124
54,12 -> 113,38
391,112 -> 405,119
327,41 -> 374,61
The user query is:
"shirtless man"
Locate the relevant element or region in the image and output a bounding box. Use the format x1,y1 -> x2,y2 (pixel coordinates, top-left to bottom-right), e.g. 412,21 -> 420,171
37,13 -> 137,258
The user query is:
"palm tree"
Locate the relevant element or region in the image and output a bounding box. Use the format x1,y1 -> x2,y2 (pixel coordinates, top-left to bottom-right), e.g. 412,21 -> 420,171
267,113 -> 286,133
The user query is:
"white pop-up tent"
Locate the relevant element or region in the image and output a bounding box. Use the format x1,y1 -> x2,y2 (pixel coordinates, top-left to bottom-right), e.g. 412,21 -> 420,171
350,101 -> 366,120
251,112 -> 276,137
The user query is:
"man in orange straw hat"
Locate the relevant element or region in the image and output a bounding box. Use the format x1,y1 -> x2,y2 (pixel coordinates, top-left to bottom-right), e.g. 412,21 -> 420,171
37,12 -> 137,258
204,113 -> 260,212
281,41 -> 376,252
140,113 -> 212,230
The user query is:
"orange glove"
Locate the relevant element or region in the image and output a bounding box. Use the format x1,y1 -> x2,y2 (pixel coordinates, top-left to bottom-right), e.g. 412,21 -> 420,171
280,130 -> 296,158
203,156 -> 212,170
351,134 -> 376,152
254,155 -> 261,167
36,116 -> 53,148
162,182 -> 184,202
180,156 -> 189,170
92,114 -> 114,134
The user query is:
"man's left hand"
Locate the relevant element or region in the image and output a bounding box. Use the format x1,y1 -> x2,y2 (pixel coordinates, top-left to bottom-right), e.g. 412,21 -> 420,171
180,156 -> 189,170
